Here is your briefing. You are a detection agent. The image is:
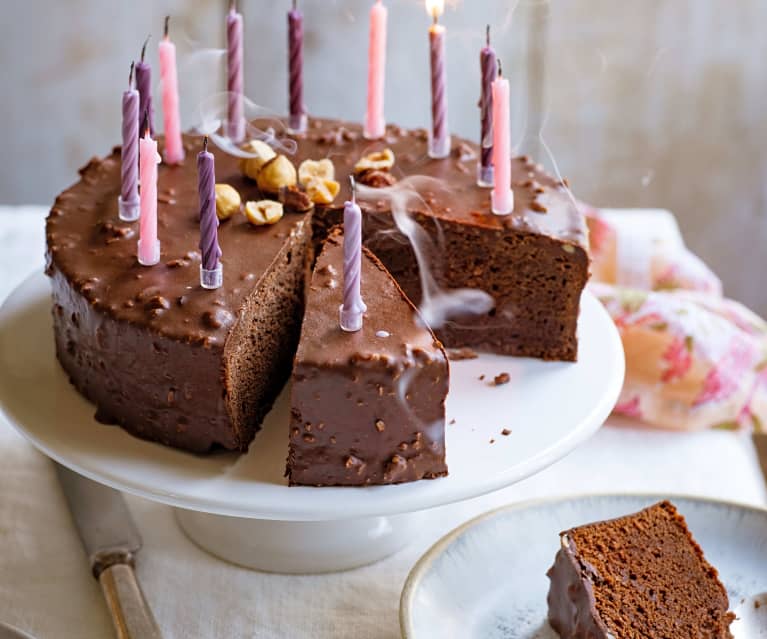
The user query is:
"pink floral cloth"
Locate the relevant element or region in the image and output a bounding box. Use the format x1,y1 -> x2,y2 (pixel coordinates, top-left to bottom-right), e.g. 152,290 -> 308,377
584,205 -> 767,433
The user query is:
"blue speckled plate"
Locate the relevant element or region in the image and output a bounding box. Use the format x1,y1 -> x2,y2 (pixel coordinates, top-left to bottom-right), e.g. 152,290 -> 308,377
400,494 -> 767,639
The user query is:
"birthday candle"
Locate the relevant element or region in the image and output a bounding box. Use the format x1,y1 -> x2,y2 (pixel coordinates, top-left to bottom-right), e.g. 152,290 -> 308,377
426,0 -> 450,159
491,63 -> 514,216
137,121 -> 162,265
364,0 -> 387,140
477,25 -> 497,187
198,137 -> 223,289
135,36 -> 154,137
287,0 -> 307,133
226,1 -> 245,143
118,62 -> 140,222
339,177 -> 367,332
159,16 -> 185,165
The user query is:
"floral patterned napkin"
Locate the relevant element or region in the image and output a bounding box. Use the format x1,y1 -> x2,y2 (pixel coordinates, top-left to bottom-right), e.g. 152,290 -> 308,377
584,204 -> 767,433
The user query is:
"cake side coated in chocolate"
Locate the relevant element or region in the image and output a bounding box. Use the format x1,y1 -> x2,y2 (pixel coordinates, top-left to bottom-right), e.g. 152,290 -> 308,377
47,137 -> 314,452
546,501 -> 735,639
287,230 -> 448,486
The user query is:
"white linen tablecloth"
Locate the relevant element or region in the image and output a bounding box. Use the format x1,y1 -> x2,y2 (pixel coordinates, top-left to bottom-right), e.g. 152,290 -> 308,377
1,207 -> 765,639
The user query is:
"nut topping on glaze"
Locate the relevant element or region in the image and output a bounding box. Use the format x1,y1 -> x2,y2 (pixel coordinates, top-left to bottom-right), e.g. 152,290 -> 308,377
356,169 -> 397,188
214,184 -> 242,220
305,178 -> 340,205
354,148 -> 395,173
256,155 -> 297,193
238,139 -> 276,180
374,419 -> 386,432
298,158 -> 335,186
244,200 -> 284,226
278,185 -> 313,212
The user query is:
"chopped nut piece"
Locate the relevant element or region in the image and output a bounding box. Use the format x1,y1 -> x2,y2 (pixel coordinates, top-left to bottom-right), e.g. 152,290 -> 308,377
256,155 -> 297,193
298,158 -> 335,187
214,184 -> 242,220
356,169 -> 397,188
493,372 -> 511,386
501,428 -> 512,436
238,140 -> 277,180
305,177 -> 340,204
244,200 -> 284,226
354,148 -> 395,173
278,186 -> 313,212
374,419 -> 385,432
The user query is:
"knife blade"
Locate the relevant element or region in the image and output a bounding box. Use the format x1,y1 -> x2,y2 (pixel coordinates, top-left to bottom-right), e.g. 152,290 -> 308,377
55,463 -> 162,639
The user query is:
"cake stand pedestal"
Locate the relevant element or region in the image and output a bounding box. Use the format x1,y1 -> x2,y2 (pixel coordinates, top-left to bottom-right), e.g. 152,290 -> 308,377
175,509 -> 424,573
0,273 -> 624,574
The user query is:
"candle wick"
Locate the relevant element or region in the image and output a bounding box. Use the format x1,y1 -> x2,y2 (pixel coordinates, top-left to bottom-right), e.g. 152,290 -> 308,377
164,15 -> 170,39
432,11 -> 439,26
129,61 -> 135,88
497,59 -> 503,77
142,108 -> 150,138
349,174 -> 356,203
203,136 -> 209,153
229,0 -> 237,13
486,24 -> 491,46
141,34 -> 150,62
292,0 -> 297,11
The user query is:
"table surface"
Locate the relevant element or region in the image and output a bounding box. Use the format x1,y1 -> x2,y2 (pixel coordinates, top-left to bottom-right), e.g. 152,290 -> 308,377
1,206 -> 765,639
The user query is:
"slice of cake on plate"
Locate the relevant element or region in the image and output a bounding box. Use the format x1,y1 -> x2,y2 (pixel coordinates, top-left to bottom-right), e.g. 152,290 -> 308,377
286,229 -> 449,486
546,500 -> 735,638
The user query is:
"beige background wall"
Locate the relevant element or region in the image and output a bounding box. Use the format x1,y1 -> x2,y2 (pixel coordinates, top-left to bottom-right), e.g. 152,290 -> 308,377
1,0 -> 765,313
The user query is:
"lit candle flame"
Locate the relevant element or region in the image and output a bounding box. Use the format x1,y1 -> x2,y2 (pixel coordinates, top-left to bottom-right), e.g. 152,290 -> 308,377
425,0 -> 444,21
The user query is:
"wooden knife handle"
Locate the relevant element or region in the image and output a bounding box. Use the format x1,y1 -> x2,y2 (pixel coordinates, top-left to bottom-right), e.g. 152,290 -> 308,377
98,563 -> 163,639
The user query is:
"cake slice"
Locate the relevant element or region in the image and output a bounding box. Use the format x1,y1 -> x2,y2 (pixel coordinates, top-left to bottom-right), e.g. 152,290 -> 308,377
286,229 -> 449,486
546,501 -> 735,638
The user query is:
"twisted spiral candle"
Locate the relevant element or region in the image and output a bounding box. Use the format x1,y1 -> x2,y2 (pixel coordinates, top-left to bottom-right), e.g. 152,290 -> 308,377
226,3 -> 245,143
135,36 -> 154,137
119,62 -> 140,222
428,12 -> 450,158
198,138 -> 222,275
478,25 -> 497,187
288,1 -> 306,133
340,176 -> 367,332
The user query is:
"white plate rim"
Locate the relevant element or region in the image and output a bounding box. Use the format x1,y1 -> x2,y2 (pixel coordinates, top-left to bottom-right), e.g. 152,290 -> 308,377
399,492 -> 767,638
0,271 -> 625,520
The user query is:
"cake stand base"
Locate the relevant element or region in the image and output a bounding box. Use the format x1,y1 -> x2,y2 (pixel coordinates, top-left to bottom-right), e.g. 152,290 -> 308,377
174,508 -> 424,574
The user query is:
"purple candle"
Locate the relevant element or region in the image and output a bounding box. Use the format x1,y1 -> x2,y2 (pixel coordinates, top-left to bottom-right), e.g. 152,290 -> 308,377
135,36 -> 154,137
119,62 -> 140,222
428,5 -> 450,158
339,176 -> 367,332
287,0 -> 307,133
478,25 -> 497,187
226,1 -> 245,143
198,137 -> 223,289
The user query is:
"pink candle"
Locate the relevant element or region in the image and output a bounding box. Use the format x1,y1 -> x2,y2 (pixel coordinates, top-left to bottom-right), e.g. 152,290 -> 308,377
491,64 -> 514,216
226,2 -> 245,143
364,0 -> 387,140
159,16 -> 185,165
138,125 -> 162,266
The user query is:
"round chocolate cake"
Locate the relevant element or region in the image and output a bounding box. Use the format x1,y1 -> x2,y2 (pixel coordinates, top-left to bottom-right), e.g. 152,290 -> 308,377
46,118 -> 588,473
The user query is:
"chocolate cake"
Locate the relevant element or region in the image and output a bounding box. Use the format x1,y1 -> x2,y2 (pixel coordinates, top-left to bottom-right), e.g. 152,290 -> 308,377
546,501 -> 735,638
287,230 -> 448,486
46,117 -> 588,455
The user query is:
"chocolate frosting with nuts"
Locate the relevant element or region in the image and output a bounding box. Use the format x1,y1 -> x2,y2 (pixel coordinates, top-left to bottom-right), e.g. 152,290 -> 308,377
46,117 -> 587,454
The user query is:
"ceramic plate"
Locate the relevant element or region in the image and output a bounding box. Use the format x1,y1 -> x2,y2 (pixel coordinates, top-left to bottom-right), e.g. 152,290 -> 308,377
0,623 -> 36,639
400,494 -> 767,638
0,273 -> 623,520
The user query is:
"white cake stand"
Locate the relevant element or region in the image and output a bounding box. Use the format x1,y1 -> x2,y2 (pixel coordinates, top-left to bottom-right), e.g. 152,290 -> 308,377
0,272 -> 624,573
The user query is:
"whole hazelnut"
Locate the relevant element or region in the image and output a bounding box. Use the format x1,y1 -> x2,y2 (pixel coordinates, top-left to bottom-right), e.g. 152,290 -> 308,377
256,155 -> 297,193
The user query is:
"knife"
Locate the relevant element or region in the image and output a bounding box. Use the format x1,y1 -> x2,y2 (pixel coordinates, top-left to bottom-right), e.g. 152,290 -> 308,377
55,463 -> 162,639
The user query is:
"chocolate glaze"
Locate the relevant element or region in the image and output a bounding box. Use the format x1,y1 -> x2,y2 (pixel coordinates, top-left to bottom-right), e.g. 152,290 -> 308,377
287,230 -> 448,486
46,117 -> 587,454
